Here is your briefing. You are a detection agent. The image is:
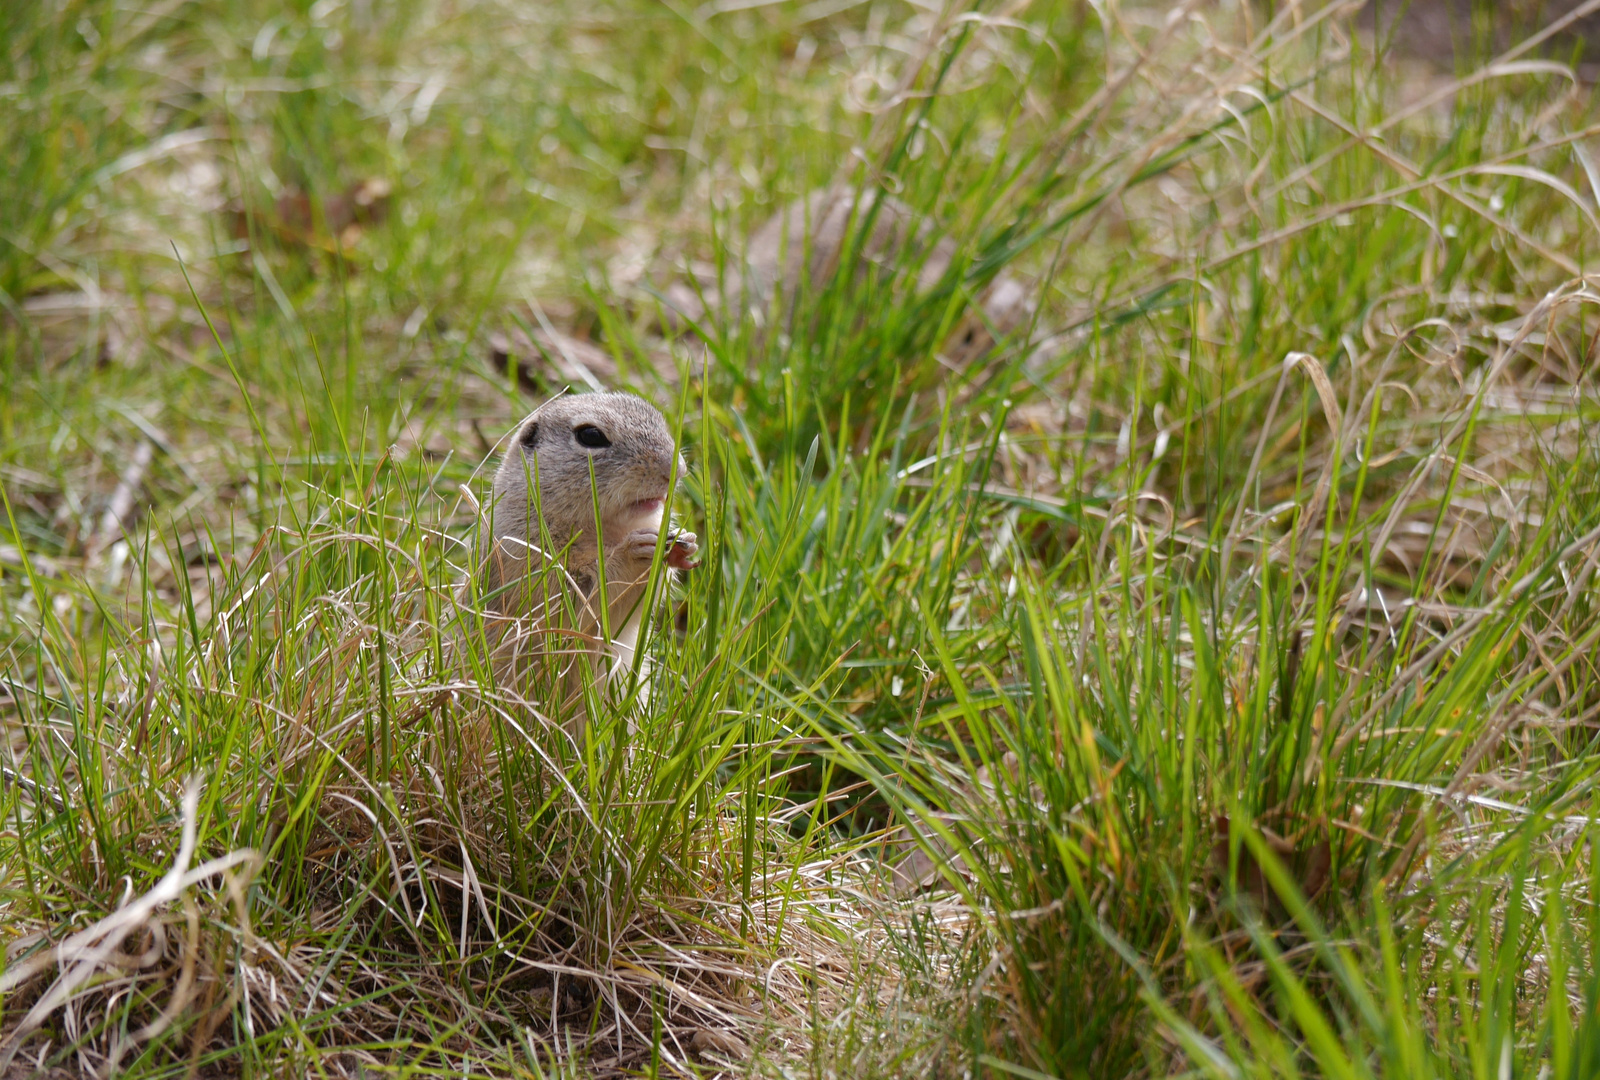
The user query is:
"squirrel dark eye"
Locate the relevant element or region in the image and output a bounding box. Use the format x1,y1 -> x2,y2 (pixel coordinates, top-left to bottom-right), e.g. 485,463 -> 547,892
574,424 -> 611,449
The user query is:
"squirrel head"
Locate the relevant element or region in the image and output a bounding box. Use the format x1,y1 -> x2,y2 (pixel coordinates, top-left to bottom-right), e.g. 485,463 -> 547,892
491,392 -> 683,547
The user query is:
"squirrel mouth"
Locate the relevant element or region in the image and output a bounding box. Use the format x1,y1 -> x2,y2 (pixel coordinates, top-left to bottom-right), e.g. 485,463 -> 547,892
629,497 -> 666,516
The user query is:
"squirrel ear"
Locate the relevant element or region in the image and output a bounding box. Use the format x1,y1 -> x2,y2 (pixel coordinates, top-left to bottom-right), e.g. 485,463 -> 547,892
519,421 -> 539,448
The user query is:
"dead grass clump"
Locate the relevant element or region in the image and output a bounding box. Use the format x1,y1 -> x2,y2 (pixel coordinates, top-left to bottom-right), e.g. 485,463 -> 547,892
0,517 -> 939,1077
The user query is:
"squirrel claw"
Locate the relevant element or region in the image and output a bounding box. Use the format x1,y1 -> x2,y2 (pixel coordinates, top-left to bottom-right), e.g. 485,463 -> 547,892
618,528 -> 699,570
666,530 -> 699,570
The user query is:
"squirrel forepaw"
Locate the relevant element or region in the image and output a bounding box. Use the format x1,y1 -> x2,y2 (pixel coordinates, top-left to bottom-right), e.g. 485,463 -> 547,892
666,529 -> 699,570
617,528 -> 699,570
620,529 -> 663,563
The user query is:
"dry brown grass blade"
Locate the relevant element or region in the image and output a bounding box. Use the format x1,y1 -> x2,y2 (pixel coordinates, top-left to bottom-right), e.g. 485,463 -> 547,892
0,780 -> 261,1071
85,439 -> 154,564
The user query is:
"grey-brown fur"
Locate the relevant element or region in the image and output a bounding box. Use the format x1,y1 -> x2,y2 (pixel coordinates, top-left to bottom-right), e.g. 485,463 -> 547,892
478,392 -> 696,723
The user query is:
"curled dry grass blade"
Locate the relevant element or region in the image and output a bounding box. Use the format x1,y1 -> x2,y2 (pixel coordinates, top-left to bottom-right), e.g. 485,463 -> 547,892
769,5 -> 1600,1078
5,0 -> 1600,1076
0,445 -> 912,1074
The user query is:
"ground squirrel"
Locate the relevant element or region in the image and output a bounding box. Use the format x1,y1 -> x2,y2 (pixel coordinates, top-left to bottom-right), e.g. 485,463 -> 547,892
477,392 -> 697,724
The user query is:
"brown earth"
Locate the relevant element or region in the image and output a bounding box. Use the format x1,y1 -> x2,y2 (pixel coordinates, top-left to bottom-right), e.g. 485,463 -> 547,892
1371,0 -> 1600,77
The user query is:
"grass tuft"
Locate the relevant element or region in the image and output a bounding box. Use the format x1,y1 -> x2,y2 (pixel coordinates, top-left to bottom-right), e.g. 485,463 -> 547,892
5,0 -> 1600,1076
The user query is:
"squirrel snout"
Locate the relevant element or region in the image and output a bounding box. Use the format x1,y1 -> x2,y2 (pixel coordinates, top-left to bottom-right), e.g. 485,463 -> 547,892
654,451 -> 681,488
